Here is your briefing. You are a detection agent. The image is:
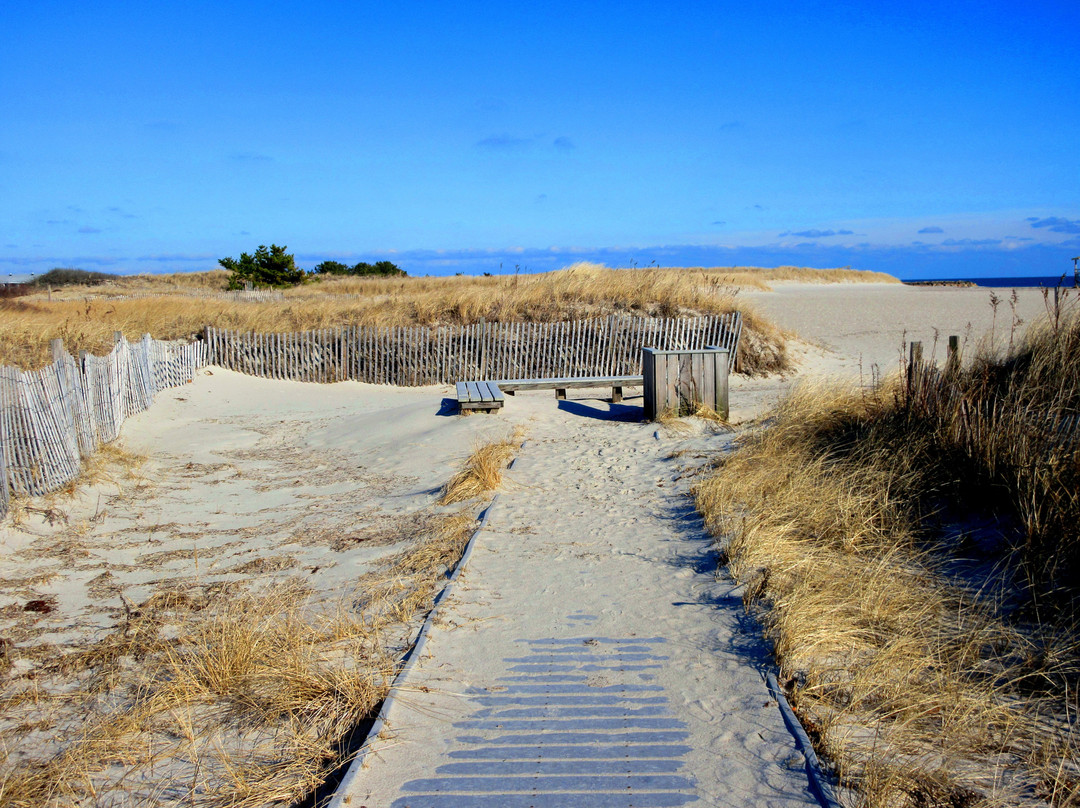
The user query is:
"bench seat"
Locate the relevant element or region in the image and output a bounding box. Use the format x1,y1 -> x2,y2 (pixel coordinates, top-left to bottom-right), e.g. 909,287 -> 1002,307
494,375 -> 643,402
455,380 -> 505,412
457,375 -> 643,412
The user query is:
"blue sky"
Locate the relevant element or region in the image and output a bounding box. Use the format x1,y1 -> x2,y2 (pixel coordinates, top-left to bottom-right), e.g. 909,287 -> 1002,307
2,1 -> 1078,280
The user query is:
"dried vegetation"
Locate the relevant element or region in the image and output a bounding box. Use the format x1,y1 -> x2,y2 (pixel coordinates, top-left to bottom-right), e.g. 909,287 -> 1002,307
0,263 -> 895,374
439,434 -> 522,505
695,301 -> 1080,806
0,438 -> 518,807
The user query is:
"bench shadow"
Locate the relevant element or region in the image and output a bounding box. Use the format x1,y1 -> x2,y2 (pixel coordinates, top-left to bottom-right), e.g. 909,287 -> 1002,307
556,399 -> 644,422
436,397 -> 460,417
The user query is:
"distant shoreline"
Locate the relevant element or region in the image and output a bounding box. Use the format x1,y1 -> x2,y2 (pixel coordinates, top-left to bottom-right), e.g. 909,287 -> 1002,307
904,274 -> 1078,288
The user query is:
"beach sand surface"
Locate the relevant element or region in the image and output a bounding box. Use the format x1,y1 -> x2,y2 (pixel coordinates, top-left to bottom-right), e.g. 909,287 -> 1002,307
0,280 -> 1064,804
731,281 -> 1054,420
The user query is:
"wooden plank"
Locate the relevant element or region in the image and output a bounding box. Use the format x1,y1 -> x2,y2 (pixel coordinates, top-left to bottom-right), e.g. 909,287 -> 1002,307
691,350 -> 706,411
459,399 -> 502,411
700,348 -> 715,412
678,353 -> 694,414
664,351 -> 679,414
495,375 -> 643,391
466,381 -> 483,402
456,381 -> 470,402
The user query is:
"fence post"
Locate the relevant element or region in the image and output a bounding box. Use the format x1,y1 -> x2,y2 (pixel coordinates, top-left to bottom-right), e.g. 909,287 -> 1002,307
907,341 -> 923,397
945,335 -> 960,377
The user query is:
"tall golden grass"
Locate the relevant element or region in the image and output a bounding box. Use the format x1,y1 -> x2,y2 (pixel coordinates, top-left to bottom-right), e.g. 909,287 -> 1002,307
1,263 -> 893,373
695,304 -> 1080,805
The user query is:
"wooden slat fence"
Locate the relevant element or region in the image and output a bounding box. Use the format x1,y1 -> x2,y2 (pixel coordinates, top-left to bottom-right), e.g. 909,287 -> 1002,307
1,314 -> 741,520
204,313 -> 742,386
0,335 -> 207,519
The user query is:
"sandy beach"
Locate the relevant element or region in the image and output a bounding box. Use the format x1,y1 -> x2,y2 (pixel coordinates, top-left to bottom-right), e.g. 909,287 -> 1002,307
0,280 -> 1061,805
730,281 -> 1052,420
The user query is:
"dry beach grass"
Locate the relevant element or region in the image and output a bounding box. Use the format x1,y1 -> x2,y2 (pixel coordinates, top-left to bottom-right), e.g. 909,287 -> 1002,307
0,420 -> 518,807
696,303 -> 1080,806
438,433 -> 521,505
0,263 -> 895,373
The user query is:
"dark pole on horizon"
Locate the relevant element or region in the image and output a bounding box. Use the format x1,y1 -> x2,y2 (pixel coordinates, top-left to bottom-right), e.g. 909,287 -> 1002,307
1073,256 -> 1079,289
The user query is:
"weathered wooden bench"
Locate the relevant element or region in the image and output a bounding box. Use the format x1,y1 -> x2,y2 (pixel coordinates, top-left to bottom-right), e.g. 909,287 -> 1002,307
455,380 -> 506,412
495,375 -> 643,402
456,375 -> 643,413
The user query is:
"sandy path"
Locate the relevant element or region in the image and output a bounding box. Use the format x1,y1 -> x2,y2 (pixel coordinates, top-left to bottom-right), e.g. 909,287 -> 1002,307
341,394 -> 819,807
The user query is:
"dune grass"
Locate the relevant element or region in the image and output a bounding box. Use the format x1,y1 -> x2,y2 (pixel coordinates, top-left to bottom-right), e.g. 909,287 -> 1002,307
695,306 -> 1080,805
439,433 -> 522,505
0,458 -> 498,807
0,263 -> 894,374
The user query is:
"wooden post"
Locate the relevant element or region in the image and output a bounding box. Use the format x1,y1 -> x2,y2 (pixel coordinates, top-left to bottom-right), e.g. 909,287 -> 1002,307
908,340 -> 923,371
946,335 -> 960,376
51,339 -> 65,363
714,349 -> 730,421
642,348 -> 657,420
907,341 -> 923,396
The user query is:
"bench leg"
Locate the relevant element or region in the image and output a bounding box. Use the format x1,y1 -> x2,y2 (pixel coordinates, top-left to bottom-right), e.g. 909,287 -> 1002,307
611,386 -> 623,403
555,388 -> 566,400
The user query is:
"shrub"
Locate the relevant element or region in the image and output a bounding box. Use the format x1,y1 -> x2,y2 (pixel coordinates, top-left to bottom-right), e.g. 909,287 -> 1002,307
311,260 -> 406,278
312,260 -> 350,275
352,260 -> 406,277
219,245 -> 306,289
34,268 -> 120,287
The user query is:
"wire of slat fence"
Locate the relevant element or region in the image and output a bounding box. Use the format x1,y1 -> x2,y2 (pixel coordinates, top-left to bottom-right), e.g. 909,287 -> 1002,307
204,312 -> 743,385
0,335 -> 207,519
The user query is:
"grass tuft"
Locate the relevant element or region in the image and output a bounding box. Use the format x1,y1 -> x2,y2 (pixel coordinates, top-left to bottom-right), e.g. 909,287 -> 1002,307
438,436 -> 519,505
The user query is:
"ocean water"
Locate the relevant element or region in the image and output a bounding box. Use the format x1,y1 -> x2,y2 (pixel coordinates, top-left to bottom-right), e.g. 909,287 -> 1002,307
906,275 -> 1080,288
